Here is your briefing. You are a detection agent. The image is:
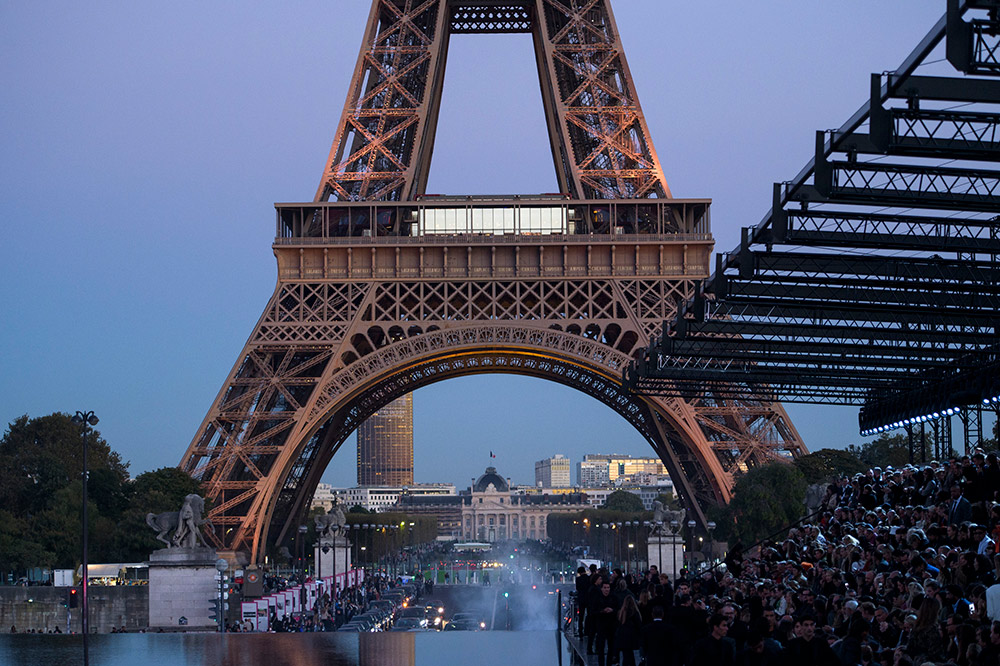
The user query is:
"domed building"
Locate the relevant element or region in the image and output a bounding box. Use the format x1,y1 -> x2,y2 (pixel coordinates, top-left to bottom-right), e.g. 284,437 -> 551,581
460,466 -> 586,542
472,466 -> 509,493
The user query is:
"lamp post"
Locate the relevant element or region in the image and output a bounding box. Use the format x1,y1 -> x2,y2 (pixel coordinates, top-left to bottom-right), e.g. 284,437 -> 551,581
215,558 -> 228,633
71,410 -> 98,665
362,524 -> 371,570
614,522 -> 622,569
669,520 -> 679,579
624,521 -> 633,573
686,520 -> 696,573
298,525 -> 308,579
705,521 -> 717,569
409,521 -> 416,575
653,520 -> 663,574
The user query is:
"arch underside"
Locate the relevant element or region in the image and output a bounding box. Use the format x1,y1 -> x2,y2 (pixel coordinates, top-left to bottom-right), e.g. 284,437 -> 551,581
182,315 -> 805,562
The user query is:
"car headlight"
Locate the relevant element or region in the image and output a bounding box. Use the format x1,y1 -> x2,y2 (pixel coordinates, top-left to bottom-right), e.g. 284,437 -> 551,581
480,622 -> 486,629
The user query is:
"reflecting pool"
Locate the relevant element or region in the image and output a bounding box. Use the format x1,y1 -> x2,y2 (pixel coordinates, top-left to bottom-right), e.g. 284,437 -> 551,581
0,631 -> 574,666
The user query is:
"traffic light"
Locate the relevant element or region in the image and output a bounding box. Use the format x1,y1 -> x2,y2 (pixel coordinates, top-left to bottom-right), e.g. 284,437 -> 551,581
68,588 -> 79,608
209,598 -> 223,630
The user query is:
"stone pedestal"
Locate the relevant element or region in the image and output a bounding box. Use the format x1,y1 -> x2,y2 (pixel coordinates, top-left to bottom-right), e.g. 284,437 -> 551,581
147,547 -> 220,631
315,536 -> 351,589
647,534 -> 685,580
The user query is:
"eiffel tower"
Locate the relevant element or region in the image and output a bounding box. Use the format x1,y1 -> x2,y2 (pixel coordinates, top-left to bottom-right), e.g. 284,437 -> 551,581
180,0 -> 807,562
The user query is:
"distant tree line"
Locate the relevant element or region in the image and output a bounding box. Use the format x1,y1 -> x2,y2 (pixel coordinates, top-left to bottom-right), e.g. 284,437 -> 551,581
1,413 -> 439,577
0,413 -> 203,572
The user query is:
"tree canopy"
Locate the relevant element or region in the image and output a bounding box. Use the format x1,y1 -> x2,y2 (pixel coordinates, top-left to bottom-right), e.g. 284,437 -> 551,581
793,448 -> 869,485
0,413 -> 203,571
847,433 -> 931,469
601,489 -> 645,513
713,462 -> 807,546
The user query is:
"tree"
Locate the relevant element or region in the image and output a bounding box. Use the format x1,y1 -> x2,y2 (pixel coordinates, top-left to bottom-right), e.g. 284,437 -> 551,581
348,505 -> 370,514
848,432 -> 930,468
0,413 -> 129,517
602,490 -> 644,513
718,462 -> 807,546
793,448 -> 868,484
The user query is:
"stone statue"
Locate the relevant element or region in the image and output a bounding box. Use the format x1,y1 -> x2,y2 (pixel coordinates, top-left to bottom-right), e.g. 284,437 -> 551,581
145,494 -> 211,549
314,500 -> 347,542
650,501 -> 686,536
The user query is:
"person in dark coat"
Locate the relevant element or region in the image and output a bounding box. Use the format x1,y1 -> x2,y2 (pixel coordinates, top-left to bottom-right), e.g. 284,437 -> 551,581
589,580 -> 621,666
616,596 -> 643,666
586,574 -> 605,654
782,616 -> 838,666
641,605 -> 676,666
691,613 -> 736,666
575,566 -> 591,638
948,484 -> 973,525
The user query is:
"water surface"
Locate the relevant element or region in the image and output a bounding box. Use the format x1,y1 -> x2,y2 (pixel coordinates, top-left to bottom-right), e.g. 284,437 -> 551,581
0,631 -> 571,666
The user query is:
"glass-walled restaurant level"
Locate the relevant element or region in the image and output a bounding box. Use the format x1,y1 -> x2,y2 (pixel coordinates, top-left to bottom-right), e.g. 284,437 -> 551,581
275,195 -> 710,242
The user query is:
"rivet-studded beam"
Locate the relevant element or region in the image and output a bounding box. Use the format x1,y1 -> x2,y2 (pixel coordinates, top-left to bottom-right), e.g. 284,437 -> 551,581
315,0 -> 669,202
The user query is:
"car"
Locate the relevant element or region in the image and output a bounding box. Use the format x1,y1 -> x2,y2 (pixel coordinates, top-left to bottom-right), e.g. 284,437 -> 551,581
369,600 -> 396,618
337,624 -> 367,632
449,613 -> 482,623
443,618 -> 486,631
397,607 -> 428,627
389,617 -> 425,632
344,615 -> 377,632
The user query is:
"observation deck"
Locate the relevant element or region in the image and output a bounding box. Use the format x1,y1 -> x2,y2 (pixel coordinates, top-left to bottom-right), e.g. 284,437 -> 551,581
273,196 -> 713,282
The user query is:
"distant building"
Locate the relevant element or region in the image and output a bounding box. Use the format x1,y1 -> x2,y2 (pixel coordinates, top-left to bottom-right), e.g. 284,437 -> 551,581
311,483 -> 338,511
461,466 -> 586,542
357,393 -> 414,486
534,454 -> 571,488
581,485 -> 672,510
577,454 -> 668,487
311,483 -> 455,513
577,459 -> 610,488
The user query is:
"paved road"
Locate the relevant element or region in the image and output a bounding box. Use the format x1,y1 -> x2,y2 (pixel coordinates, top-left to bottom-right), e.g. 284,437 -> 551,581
426,584 -> 572,631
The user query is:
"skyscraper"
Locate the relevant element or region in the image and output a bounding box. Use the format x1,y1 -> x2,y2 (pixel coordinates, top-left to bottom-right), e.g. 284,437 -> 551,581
357,393 -> 414,486
535,454 -> 571,488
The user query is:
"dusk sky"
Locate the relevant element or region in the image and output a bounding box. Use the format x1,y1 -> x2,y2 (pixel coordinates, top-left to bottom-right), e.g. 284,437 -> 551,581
1,2 -> 955,490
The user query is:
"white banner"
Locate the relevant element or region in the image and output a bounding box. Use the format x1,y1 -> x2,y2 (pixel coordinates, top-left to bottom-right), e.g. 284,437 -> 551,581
255,598 -> 269,632
241,602 -> 257,631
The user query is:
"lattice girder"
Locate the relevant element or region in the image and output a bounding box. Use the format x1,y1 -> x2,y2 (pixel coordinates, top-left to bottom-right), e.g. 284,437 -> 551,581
315,0 -> 670,202
181,251 -> 805,560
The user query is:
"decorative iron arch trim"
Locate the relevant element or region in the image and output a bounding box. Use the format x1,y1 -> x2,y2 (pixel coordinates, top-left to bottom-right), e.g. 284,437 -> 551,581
239,324 -> 729,561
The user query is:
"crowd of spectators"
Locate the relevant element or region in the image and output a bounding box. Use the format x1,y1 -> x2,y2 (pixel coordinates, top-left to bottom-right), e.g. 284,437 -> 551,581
575,450 -> 1000,666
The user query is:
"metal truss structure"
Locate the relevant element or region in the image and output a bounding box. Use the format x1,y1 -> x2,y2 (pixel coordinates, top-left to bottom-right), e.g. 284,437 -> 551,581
315,0 -> 669,202
179,0 -> 807,562
627,0 -> 1000,452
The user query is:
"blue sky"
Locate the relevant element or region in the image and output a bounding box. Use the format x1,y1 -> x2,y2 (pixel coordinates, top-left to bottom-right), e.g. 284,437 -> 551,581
1,2 -> 953,489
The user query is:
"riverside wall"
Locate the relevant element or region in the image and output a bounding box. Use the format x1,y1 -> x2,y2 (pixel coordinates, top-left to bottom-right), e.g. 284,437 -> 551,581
0,586 -> 148,633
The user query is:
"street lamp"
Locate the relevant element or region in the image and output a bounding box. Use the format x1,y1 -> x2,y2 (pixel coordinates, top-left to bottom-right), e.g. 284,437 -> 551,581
624,521 -> 633,573
298,525 -> 308,579
686,520 -> 697,573
409,521 -> 416,575
669,520 -> 679,579
614,522 -> 622,569
215,558 -> 228,633
71,410 -> 98,666
705,521 -> 717,567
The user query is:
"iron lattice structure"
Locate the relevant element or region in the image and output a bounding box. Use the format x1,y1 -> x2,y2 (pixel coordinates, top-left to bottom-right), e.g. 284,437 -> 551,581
627,0 -> 1000,453
315,0 -> 669,202
180,0 -> 806,562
